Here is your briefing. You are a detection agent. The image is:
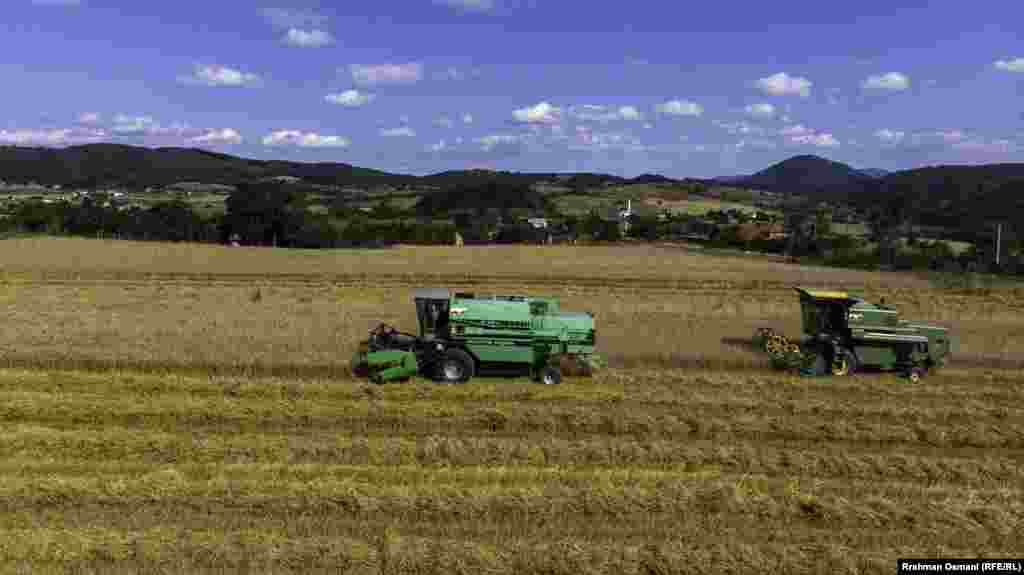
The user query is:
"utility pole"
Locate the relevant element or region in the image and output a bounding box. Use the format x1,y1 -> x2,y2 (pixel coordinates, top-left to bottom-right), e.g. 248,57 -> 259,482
996,222 -> 1002,267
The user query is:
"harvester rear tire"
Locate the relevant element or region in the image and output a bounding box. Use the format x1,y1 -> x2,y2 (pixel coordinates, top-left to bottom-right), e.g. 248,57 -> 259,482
436,349 -> 475,384
537,366 -> 562,385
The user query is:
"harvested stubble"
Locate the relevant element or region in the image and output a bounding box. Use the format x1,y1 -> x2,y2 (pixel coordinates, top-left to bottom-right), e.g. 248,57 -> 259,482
0,367 -> 1021,573
1,238 -> 1023,573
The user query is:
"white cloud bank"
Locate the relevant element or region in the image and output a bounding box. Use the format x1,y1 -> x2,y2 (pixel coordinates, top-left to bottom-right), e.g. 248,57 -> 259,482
756,72 -> 812,97
863,72 -> 910,91
432,0 -> 495,12
325,90 -> 375,107
189,128 -> 243,145
994,58 -> 1024,73
350,63 -> 423,86
179,64 -> 260,87
381,127 -> 416,137
656,100 -> 703,116
780,124 -> 839,147
262,130 -> 349,148
283,28 -> 334,47
744,103 -> 776,118
571,104 -> 643,122
875,128 -> 905,143
513,101 -> 561,124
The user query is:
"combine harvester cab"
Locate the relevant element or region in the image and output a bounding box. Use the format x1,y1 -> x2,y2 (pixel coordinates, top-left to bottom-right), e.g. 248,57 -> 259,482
352,288 -> 604,384
758,287 -> 955,382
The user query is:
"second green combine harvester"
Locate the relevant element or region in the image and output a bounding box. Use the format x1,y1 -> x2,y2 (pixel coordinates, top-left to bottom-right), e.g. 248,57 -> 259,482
757,287 -> 956,382
351,288 -> 604,384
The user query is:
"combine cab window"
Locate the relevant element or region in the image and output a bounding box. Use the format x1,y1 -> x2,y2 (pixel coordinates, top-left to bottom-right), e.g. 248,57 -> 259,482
530,301 -> 548,316
415,299 -> 450,337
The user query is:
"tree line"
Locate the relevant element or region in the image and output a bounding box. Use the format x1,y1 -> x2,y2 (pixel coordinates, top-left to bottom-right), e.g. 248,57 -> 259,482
0,182 -> 456,247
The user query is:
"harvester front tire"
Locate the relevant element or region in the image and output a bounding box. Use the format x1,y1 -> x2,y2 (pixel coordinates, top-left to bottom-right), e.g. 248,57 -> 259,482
906,367 -> 925,384
538,366 -> 562,385
437,349 -> 474,384
830,349 -> 858,377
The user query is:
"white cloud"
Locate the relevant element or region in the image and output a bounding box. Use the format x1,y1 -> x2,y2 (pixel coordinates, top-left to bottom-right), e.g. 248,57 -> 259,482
112,115 -> 157,134
863,72 -> 910,91
618,106 -> 642,121
875,128 -> 905,143
745,103 -> 776,118
781,124 -> 839,147
78,112 -> 101,124
513,101 -> 561,124
180,64 -> 260,87
993,58 -> 1024,73
262,130 -> 349,148
717,121 -> 764,135
283,29 -> 334,48
263,8 -> 327,29
462,113 -> 474,124
429,140 -> 448,152
188,128 -> 243,145
570,104 -> 643,122
381,127 -> 416,137
952,138 -> 1016,153
325,90 -> 375,107
432,0 -> 494,12
0,128 -> 72,144
643,123 -> 653,129
477,134 -> 520,150
800,133 -> 839,147
939,130 -> 966,143
756,72 -> 812,97
434,116 -> 454,128
350,63 -> 423,86
656,99 -> 703,116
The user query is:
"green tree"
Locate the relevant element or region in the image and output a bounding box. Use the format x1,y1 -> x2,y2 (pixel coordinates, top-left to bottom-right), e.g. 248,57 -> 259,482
224,182 -> 310,247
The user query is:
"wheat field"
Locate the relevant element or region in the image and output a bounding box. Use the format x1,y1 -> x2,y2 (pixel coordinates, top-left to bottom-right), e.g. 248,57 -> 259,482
0,237 -> 1022,573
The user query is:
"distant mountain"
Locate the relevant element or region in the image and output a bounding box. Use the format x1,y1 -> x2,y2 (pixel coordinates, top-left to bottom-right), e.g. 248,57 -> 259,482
856,168 -> 889,179
631,173 -> 678,185
712,175 -> 750,184
732,155 -> 874,194
0,144 -> 410,188
0,144 -> 637,191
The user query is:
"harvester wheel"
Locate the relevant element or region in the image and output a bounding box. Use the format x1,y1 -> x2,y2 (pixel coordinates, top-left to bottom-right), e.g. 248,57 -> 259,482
906,367 -> 925,384
436,349 -> 474,384
537,365 -> 562,385
830,349 -> 858,377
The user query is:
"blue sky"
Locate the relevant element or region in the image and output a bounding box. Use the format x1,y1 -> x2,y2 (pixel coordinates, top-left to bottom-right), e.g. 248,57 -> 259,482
1,0 -> 1022,177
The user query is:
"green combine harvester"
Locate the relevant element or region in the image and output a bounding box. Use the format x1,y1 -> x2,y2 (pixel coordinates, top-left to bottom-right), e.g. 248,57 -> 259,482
756,287 -> 955,382
351,288 -> 605,384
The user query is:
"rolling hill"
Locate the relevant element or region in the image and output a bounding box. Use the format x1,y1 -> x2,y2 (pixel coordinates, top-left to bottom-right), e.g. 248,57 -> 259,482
729,155 -> 876,194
